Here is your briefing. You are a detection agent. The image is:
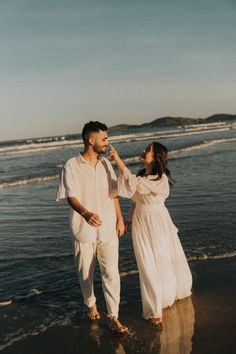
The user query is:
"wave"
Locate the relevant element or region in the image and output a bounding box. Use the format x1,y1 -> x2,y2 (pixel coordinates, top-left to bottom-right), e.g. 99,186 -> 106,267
113,252 -> 236,280
0,298 -> 13,307
0,288 -> 43,308
0,175 -> 58,190
116,251 -> 236,279
183,121 -> 226,129
0,123 -> 234,156
123,137 -> 236,165
0,307 -> 73,351
13,288 -> 43,301
0,246 -> 234,351
169,136 -> 236,156
26,136 -> 66,144
110,126 -> 231,145
0,135 -> 67,148
187,251 -> 236,261
1,250 -> 235,304
1,136 -> 235,190
0,252 -> 73,262
0,139 -> 84,156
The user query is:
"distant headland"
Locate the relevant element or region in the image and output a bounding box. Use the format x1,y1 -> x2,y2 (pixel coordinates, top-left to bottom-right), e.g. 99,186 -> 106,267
109,113 -> 236,131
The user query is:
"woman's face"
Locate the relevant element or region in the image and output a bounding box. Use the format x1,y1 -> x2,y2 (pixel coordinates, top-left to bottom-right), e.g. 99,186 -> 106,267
140,144 -> 154,165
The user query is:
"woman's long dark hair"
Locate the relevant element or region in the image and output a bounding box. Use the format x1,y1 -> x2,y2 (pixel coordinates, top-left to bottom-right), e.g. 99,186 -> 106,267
137,142 -> 175,185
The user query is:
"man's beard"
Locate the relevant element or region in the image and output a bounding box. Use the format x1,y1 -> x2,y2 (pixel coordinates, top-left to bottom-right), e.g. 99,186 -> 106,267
93,144 -> 107,155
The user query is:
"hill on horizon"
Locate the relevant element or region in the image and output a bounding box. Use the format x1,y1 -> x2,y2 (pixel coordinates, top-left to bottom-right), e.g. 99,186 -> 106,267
109,113 -> 236,131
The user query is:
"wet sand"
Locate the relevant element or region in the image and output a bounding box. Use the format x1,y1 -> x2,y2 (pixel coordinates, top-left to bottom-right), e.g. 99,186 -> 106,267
1,257 -> 235,354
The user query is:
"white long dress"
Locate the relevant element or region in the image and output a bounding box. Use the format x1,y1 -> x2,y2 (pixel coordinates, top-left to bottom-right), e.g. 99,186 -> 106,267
118,168 -> 192,320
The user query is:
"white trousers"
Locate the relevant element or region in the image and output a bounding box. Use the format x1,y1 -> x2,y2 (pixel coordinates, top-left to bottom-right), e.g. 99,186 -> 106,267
73,238 -> 120,318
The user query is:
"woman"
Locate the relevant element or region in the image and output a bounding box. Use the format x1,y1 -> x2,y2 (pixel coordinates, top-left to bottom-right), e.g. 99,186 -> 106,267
109,142 -> 192,326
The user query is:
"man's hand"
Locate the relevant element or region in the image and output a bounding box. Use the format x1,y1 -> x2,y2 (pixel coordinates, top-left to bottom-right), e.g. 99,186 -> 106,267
116,219 -> 125,237
67,197 -> 102,228
124,221 -> 131,234
83,211 -> 102,227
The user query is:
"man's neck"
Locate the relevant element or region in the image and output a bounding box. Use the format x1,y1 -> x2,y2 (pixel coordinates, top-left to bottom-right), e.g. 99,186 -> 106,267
81,149 -> 100,167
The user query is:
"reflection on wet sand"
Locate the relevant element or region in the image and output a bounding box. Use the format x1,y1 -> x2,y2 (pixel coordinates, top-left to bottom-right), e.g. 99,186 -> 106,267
159,296 -> 195,354
140,296 -> 195,354
87,296 -> 195,354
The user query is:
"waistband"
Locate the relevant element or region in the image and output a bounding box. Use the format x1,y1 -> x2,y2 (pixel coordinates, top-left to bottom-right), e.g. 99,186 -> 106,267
135,202 -> 165,211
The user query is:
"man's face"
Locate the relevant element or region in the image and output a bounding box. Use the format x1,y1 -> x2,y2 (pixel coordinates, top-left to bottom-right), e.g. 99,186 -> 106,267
90,130 -> 109,154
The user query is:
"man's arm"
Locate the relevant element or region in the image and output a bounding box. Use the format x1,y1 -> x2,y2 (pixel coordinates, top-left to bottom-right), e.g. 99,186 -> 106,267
114,197 -> 125,237
67,197 -> 102,228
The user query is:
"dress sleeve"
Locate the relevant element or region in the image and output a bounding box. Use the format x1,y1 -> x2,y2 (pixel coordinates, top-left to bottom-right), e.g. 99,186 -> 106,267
56,162 -> 77,202
101,158 -> 118,198
118,167 -> 168,198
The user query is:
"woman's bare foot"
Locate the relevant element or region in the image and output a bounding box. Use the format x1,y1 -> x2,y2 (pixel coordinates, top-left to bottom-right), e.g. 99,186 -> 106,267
149,318 -> 163,327
87,304 -> 100,320
107,315 -> 128,333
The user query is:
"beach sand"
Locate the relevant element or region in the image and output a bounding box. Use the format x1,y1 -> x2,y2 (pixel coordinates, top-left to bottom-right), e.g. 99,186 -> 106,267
1,257 -> 235,354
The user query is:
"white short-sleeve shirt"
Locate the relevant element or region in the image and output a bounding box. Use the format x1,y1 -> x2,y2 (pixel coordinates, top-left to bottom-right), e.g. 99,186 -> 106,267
57,154 -> 118,243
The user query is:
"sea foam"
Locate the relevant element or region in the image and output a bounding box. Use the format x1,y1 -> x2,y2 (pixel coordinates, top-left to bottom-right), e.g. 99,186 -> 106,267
1,136 -> 235,190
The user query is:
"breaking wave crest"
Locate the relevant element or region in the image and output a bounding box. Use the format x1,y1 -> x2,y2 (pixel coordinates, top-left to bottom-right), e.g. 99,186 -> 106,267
0,175 -> 58,190
169,137 -> 236,155
0,139 -> 84,156
0,288 -> 43,308
187,251 -> 236,261
1,136 -> 235,190
0,123 -> 233,156
123,137 -> 236,165
1,250 -> 234,307
118,251 -> 236,279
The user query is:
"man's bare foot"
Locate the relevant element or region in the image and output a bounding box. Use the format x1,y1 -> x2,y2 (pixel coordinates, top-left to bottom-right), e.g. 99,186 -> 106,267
107,315 -> 128,333
87,304 -> 100,320
149,318 -> 163,327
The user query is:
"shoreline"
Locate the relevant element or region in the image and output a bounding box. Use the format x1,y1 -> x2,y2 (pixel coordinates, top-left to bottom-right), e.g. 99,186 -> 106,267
1,257 -> 235,354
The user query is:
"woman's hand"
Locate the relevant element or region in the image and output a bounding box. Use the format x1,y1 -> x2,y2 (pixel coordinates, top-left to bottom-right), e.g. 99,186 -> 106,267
109,143 -> 126,174
108,143 -> 120,162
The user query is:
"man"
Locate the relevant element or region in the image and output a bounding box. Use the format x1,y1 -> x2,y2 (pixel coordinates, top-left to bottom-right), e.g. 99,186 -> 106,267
57,121 -> 127,332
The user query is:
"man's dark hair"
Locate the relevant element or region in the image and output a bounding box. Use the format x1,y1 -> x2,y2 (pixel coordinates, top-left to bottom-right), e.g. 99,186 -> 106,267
82,121 -> 108,144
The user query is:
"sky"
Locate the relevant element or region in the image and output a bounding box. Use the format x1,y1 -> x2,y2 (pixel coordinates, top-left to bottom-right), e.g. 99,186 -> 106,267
0,0 -> 236,141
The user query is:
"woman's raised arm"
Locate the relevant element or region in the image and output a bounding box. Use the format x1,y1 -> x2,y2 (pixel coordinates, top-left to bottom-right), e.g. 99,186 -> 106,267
108,143 -> 126,174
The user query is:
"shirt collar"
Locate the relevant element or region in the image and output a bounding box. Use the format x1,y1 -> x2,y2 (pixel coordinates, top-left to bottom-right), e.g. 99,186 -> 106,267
77,153 -> 103,164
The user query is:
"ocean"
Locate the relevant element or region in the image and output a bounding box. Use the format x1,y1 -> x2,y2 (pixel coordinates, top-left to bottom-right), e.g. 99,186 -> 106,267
0,121 -> 236,350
